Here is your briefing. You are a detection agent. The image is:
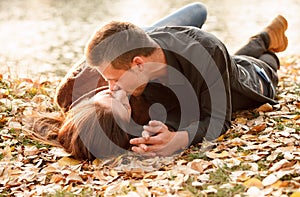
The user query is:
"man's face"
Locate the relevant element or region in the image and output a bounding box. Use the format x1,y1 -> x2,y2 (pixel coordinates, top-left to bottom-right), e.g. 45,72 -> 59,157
101,64 -> 147,96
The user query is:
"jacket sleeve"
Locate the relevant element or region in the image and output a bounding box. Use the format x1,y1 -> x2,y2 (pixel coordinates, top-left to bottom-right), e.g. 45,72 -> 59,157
55,57 -> 108,112
181,41 -> 232,145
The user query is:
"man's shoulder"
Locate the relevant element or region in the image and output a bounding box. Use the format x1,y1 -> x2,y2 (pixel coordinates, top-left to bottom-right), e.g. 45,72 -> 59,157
149,26 -> 221,45
148,26 -> 204,35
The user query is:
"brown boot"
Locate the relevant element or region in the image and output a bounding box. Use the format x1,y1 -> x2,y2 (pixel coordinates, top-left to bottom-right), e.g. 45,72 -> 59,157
264,15 -> 288,52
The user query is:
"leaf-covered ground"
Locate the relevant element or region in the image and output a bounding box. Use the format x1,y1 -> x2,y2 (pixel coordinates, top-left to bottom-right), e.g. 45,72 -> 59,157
0,56 -> 300,197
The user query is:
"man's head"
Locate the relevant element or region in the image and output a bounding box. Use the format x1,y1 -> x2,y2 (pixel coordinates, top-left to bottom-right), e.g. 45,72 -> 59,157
85,21 -> 157,95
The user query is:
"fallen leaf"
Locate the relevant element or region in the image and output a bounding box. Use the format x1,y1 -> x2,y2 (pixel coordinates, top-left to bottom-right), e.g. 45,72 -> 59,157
256,103 -> 273,112
66,172 -> 83,184
243,178 -> 263,188
188,159 -> 211,173
246,186 -> 264,197
41,165 -> 59,174
206,151 -> 230,159
269,159 -> 290,172
58,157 -> 81,167
290,191 -> 300,197
24,146 -> 39,156
8,121 -> 22,130
235,117 -> 248,124
50,174 -> 65,183
248,124 -> 266,134
49,147 -> 71,157
262,174 -> 278,186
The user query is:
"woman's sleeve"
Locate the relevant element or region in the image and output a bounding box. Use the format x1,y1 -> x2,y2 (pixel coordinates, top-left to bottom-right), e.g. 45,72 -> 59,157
55,58 -> 107,112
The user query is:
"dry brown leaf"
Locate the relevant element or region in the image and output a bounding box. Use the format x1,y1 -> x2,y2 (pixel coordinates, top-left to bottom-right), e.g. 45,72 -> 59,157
41,165 -> 59,174
188,159 -> 212,173
66,172 -> 83,184
206,151 -> 230,159
125,168 -> 145,179
24,146 -> 39,156
50,174 -> 65,184
256,103 -> 273,112
248,123 -> 266,134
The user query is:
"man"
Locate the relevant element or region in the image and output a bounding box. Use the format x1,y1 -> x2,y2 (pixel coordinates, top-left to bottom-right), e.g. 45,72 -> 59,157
84,15 -> 288,156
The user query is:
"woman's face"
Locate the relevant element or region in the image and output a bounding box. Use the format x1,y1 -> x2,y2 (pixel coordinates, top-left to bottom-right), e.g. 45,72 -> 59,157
92,89 -> 131,122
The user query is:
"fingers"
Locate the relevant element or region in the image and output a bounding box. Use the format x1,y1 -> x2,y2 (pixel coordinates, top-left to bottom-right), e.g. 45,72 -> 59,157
131,145 -> 156,157
148,120 -> 162,126
143,120 -> 167,135
142,130 -> 150,140
130,136 -> 162,146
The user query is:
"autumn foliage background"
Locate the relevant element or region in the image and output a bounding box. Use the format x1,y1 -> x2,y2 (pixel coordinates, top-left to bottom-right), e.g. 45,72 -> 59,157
1,0 -> 300,196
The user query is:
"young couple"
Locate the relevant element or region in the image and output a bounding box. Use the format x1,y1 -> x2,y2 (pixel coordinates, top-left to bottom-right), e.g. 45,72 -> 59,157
33,2 -> 288,160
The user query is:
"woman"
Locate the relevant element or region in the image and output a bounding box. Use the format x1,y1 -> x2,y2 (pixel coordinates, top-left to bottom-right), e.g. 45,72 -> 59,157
31,3 -> 208,160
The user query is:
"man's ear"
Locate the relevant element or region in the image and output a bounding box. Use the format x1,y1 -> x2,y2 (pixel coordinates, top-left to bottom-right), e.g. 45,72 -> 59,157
132,56 -> 144,71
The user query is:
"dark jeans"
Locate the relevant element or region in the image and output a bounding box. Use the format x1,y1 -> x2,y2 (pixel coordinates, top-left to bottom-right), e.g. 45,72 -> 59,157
234,32 -> 279,98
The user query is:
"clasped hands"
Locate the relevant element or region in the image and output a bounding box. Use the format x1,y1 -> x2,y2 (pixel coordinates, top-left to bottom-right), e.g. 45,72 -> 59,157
129,120 -> 189,157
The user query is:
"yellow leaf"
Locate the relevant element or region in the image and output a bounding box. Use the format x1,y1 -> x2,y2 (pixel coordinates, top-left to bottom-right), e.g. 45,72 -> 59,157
290,192 -> 300,197
217,134 -> 225,141
109,169 -> 118,177
92,158 -> 102,166
271,180 -> 282,188
243,178 -> 263,188
293,114 -> 300,120
235,117 -> 247,124
58,157 -> 81,167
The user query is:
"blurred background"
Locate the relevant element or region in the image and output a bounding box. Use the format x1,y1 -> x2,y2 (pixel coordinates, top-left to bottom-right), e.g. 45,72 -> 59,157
0,0 -> 299,77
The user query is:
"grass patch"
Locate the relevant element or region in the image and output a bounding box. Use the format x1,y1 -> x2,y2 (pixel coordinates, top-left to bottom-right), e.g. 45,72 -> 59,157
209,167 -> 231,185
47,189 -> 94,197
184,151 -> 211,161
275,123 -> 285,131
211,184 -> 246,197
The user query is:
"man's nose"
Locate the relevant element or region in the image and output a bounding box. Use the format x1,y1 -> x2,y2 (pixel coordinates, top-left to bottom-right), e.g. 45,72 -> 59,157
108,80 -> 120,91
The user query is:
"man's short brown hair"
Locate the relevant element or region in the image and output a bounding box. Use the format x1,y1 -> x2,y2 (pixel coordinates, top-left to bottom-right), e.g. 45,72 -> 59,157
85,21 -> 157,70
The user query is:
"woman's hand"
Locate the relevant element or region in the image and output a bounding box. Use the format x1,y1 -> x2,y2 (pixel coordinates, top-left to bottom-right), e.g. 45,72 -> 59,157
129,120 -> 189,156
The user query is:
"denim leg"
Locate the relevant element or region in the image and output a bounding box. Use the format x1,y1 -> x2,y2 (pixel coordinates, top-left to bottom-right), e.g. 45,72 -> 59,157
144,2 -> 207,32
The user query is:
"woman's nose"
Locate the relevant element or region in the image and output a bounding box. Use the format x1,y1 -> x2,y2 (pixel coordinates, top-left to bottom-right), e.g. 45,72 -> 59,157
108,80 -> 120,91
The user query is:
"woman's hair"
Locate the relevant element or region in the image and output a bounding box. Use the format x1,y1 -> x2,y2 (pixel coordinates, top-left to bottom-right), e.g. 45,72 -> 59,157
32,99 -> 130,161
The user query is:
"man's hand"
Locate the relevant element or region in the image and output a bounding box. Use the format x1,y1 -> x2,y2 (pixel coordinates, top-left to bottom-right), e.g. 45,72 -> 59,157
129,120 -> 189,156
